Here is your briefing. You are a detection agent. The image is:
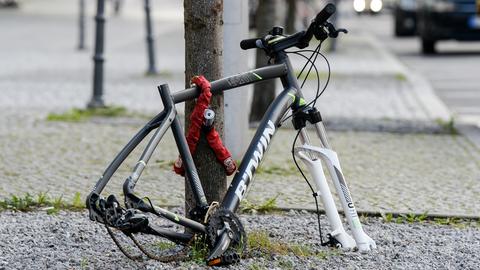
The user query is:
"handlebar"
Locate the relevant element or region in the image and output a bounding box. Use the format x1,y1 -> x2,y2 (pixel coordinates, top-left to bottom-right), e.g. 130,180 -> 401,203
240,3 -> 343,52
315,3 -> 336,25
240,38 -> 261,50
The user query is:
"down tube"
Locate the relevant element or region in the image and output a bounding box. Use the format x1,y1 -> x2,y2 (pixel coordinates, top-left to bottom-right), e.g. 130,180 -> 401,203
222,88 -> 295,213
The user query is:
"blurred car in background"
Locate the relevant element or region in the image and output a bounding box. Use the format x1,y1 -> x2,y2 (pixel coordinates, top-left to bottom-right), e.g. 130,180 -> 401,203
353,0 -> 384,14
393,0 -> 418,36
417,0 -> 480,54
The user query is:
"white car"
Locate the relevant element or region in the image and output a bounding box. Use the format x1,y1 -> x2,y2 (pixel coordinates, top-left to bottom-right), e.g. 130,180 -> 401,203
353,0 -> 384,13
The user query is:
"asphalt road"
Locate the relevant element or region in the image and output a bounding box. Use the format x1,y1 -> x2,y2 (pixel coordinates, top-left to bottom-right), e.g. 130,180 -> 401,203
343,11 -> 480,128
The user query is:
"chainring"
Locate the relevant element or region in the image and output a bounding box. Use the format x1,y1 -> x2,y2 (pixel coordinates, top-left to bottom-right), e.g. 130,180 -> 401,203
206,208 -> 247,264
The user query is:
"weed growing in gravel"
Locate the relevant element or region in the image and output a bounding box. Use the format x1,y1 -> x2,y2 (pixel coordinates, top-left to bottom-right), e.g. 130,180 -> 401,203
189,236 -> 209,264
80,257 -> 89,269
46,106 -> 129,122
248,262 -> 267,270
381,212 -> 428,224
431,217 -> 472,229
155,241 -> 177,251
246,230 -> 330,259
0,193 -> 36,211
381,212 -> 394,222
436,117 -> 458,134
276,258 -> 295,270
394,72 -> 407,81
240,196 -> 279,214
381,211 -> 477,229
72,192 -> 84,209
0,192 -> 85,214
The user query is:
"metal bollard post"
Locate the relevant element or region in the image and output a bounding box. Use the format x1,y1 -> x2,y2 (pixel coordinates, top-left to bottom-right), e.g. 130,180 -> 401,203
88,0 -> 106,108
144,0 -> 158,75
78,0 -> 86,50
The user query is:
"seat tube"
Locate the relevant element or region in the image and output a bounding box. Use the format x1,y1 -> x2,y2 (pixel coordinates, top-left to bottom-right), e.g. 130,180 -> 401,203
158,84 -> 208,208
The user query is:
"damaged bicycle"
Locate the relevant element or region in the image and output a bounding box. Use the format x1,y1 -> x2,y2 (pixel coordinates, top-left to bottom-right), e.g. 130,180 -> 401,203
86,3 -> 376,266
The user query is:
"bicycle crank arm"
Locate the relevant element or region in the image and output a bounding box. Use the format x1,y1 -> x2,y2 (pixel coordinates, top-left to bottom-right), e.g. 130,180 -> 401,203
295,145 -> 376,252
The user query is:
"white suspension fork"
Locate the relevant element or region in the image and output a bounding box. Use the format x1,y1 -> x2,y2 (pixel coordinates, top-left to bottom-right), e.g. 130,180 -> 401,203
295,151 -> 356,249
294,123 -> 376,252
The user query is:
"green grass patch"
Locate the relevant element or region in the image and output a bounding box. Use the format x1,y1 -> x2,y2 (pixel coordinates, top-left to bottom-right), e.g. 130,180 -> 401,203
381,212 -> 429,224
436,117 -> 458,135
248,262 -> 267,270
0,192 -> 85,214
247,230 -> 335,259
240,196 -> 279,214
189,236 -> 210,264
155,241 -> 177,251
394,72 -> 407,81
46,106 -> 129,122
381,212 -> 478,229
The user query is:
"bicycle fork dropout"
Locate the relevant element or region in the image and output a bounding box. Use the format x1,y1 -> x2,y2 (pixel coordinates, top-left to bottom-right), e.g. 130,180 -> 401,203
294,121 -> 376,252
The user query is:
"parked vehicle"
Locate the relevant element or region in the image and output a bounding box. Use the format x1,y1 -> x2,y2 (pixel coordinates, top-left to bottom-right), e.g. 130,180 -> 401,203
393,0 -> 418,36
353,0 -> 384,14
417,0 -> 480,53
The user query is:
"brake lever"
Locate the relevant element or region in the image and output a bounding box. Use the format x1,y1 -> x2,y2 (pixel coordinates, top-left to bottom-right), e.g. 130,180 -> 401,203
325,22 -> 348,38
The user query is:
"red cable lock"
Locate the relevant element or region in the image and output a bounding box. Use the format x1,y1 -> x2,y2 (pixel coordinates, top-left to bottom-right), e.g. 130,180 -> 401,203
173,76 -> 237,176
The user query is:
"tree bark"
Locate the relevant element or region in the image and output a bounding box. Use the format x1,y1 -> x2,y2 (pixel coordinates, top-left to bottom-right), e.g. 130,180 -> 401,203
249,0 -> 281,124
184,0 -> 225,217
285,0 -> 297,34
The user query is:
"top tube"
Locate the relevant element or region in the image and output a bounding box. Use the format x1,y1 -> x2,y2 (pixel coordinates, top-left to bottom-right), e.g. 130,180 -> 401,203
171,64 -> 288,104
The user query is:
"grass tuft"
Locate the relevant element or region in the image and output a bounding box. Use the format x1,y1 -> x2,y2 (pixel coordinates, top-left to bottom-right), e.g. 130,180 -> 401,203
246,230 -> 332,259
436,117 -> 458,135
189,236 -> 209,264
394,72 -> 407,81
240,196 -> 279,214
47,106 -> 128,122
0,192 -> 85,214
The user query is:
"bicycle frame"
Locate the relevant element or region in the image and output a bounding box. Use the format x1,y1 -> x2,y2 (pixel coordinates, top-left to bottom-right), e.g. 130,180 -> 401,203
87,51 -> 375,252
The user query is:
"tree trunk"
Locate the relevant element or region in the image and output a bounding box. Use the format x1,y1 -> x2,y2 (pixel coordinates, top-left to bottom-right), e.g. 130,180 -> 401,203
184,0 -> 225,217
285,0 -> 296,34
249,0 -> 281,124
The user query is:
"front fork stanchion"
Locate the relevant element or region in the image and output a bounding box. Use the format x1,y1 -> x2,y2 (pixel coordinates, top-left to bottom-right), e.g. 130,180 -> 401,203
295,150 -> 356,249
297,125 -> 376,252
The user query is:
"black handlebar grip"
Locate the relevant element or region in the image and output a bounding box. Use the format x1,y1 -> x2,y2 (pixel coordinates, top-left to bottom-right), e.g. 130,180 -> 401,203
240,38 -> 259,50
315,3 -> 336,25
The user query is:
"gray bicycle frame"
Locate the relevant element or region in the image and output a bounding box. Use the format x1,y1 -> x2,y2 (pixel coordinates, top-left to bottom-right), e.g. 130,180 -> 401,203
87,51 -> 329,242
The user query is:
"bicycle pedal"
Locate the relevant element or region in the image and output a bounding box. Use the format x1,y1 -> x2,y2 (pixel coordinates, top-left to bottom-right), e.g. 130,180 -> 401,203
207,251 -> 240,266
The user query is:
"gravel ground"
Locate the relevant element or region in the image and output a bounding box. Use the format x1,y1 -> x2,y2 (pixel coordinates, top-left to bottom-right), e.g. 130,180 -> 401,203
0,210 -> 479,270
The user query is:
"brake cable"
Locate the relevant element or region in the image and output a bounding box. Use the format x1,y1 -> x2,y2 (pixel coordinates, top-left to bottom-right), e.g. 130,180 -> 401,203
279,41 -> 333,246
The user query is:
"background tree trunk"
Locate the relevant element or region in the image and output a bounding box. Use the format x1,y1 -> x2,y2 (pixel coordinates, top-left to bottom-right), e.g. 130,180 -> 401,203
285,0 -> 297,34
184,0 -> 225,217
249,0 -> 281,124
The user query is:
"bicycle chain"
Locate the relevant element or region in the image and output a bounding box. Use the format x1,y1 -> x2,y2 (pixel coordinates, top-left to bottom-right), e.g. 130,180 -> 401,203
105,224 -> 191,263
105,223 -> 143,261
130,233 -> 190,262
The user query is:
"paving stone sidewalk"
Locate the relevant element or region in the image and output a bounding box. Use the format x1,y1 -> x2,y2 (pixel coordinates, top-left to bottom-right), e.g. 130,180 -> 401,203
1,0 -> 479,218
1,115 -> 478,216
